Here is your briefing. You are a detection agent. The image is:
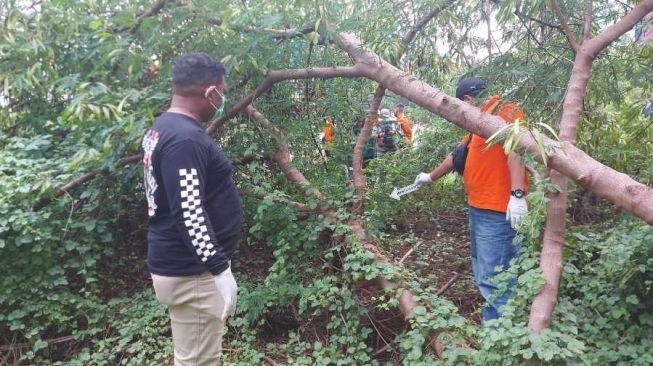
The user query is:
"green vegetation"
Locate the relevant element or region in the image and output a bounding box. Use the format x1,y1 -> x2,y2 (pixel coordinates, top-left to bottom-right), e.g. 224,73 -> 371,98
1,0 -> 652,365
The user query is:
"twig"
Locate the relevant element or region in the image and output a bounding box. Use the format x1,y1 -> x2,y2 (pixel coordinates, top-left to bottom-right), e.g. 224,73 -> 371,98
366,313 -> 390,354
0,335 -> 74,352
435,272 -> 460,296
549,0 -> 580,52
398,247 -> 416,264
372,342 -> 393,357
264,356 -> 279,365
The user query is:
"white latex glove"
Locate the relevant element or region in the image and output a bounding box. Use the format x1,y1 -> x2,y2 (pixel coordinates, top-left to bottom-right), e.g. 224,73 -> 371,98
506,196 -> 528,229
414,172 -> 433,186
213,266 -> 238,321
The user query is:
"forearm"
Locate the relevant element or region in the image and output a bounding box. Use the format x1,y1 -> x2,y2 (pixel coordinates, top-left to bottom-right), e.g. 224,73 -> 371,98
508,153 -> 526,190
429,154 -> 455,181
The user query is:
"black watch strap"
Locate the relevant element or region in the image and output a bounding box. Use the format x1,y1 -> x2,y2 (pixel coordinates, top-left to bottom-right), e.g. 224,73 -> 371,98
511,189 -> 526,198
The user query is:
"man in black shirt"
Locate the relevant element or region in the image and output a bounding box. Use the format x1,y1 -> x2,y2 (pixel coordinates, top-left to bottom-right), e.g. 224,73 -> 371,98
142,52 -> 242,365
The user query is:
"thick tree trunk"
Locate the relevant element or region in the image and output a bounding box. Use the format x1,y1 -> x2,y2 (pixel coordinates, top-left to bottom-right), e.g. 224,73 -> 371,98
351,87 -> 384,214
528,0 -> 653,331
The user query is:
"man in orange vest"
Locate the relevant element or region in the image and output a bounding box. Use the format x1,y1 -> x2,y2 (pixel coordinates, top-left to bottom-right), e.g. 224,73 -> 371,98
321,118 -> 336,156
414,78 -> 528,323
394,104 -> 413,143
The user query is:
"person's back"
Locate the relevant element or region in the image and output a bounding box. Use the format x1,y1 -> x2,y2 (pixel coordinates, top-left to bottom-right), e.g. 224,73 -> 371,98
145,112 -> 242,276
377,124 -> 397,154
142,52 -> 242,366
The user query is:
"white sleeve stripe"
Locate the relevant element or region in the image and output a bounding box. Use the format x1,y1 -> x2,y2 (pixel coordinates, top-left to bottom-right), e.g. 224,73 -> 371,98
179,168 -> 216,262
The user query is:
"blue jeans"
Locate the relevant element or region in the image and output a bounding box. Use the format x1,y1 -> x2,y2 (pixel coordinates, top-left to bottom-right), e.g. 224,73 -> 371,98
468,206 -> 519,322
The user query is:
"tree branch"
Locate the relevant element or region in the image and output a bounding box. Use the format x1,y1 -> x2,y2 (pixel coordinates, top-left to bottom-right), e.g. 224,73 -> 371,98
239,189 -> 312,219
401,0 -> 454,45
33,154 -> 142,210
549,0 -> 580,52
528,0 -> 653,332
208,17 -> 315,39
206,66 -> 363,134
514,10 -> 564,31
135,0 -> 168,25
582,0 -> 592,40
583,0 -> 653,59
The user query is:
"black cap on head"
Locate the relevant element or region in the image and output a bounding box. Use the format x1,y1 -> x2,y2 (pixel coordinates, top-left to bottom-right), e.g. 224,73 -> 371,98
456,78 -> 487,100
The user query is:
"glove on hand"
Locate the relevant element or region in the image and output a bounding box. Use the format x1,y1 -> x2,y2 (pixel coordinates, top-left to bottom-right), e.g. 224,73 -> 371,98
213,266 -> 238,321
414,172 -> 433,186
506,196 -> 528,229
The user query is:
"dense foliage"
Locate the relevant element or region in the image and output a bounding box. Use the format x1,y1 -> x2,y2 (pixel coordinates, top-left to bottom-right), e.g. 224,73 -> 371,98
1,0 -> 652,365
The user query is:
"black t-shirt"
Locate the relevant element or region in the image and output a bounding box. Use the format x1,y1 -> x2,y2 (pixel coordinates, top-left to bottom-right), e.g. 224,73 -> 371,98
142,112 -> 242,276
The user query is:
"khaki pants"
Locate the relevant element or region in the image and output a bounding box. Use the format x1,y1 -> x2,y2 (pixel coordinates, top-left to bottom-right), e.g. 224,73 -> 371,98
151,272 -> 225,366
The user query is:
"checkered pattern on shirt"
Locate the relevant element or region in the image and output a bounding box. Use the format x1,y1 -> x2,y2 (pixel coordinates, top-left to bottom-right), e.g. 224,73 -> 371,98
179,168 -> 216,262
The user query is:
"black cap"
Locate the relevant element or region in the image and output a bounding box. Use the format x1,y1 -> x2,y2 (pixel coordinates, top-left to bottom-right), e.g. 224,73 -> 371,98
456,78 -> 487,100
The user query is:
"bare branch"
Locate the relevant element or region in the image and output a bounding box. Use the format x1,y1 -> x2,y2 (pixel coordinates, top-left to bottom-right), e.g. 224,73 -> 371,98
243,105 -> 327,206
33,154 -> 142,210
114,0 -> 169,33
206,66 -> 363,134
549,0 -> 580,52
135,0 -> 168,24
582,0 -> 592,40
351,87 -> 384,214
514,10 -> 564,31
529,0 -> 653,332
401,0 -> 454,45
435,272 -> 460,296
239,189 -> 311,219
584,0 -> 653,59
0,335 -> 74,352
208,17 -> 315,39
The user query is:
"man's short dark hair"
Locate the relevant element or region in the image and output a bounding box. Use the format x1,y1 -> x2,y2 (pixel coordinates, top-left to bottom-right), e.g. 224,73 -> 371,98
396,104 -> 405,108
172,52 -> 226,92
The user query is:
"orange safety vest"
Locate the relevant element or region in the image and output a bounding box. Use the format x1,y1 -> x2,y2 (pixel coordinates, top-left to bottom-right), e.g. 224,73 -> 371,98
396,114 -> 413,143
462,95 -> 529,213
323,124 -> 335,144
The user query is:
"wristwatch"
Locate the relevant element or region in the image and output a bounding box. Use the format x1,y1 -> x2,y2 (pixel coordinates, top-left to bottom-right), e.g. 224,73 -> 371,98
511,189 -> 526,199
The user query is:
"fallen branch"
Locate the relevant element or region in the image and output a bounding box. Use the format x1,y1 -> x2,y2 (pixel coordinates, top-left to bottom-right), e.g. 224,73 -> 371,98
435,272 -> 460,296
33,154 -> 142,210
239,189 -> 311,220
0,335 -> 74,352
